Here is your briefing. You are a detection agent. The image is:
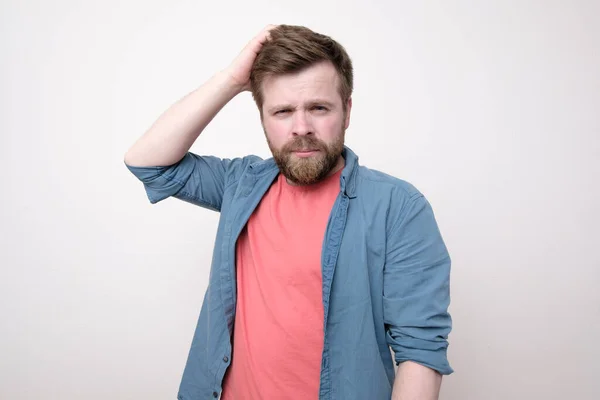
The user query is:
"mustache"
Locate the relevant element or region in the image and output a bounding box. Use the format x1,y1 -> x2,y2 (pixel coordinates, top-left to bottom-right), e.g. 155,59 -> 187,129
283,137 -> 327,152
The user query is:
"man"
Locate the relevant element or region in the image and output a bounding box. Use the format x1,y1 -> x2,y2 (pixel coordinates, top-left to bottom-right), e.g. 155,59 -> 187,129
125,24 -> 453,400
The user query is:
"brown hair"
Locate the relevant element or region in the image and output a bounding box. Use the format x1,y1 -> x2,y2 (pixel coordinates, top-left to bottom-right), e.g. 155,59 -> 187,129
250,25 -> 354,117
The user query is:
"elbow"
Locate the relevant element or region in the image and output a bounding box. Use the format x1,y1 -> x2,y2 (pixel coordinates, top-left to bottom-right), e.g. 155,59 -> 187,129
123,146 -> 147,168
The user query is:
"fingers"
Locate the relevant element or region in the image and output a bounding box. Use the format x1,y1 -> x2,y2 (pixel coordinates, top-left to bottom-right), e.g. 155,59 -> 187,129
245,24 -> 277,55
257,24 -> 277,43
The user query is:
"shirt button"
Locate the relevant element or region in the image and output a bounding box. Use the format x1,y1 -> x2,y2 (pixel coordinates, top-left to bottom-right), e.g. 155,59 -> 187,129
212,391 -> 218,398
223,356 -> 229,363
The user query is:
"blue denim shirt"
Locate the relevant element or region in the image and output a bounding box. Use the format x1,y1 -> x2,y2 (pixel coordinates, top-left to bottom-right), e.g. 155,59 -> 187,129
126,146 -> 453,400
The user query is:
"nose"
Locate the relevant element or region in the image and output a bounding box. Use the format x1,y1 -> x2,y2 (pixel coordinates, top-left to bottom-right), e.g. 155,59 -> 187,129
291,111 -> 313,136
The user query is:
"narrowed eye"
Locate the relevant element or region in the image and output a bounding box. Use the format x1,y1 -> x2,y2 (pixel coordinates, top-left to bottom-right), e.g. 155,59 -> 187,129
275,109 -> 291,115
312,105 -> 328,111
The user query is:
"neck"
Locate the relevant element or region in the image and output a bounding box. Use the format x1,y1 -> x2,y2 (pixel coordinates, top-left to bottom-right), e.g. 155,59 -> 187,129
329,154 -> 345,177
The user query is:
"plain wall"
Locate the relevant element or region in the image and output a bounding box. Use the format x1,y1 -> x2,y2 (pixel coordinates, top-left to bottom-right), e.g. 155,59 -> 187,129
1,1 -> 599,399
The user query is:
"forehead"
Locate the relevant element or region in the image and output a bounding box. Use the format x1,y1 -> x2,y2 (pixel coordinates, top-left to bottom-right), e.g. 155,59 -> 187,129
261,61 -> 341,107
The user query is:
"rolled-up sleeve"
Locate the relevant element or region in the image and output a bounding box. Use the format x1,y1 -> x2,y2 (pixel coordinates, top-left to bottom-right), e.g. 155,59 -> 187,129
125,152 -> 240,211
383,193 -> 453,375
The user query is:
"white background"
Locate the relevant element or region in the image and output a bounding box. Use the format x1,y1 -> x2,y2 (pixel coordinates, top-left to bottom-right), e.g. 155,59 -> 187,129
1,1 -> 599,399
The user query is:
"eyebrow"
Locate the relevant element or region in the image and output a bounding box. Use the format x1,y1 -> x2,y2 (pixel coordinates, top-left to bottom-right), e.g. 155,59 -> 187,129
267,100 -> 336,114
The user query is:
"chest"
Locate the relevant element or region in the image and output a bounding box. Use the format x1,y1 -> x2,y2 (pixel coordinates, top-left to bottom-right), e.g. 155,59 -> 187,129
240,185 -> 338,282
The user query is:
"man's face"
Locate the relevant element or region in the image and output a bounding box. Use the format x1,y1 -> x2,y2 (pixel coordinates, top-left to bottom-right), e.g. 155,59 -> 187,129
260,61 -> 352,185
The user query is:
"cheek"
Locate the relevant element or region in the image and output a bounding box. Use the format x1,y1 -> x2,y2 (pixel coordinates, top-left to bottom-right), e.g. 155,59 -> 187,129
317,117 -> 344,139
264,115 -> 344,144
263,120 -> 288,147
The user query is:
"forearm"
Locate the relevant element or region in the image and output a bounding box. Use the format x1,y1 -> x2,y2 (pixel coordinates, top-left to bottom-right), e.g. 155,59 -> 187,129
124,70 -> 242,167
392,361 -> 442,400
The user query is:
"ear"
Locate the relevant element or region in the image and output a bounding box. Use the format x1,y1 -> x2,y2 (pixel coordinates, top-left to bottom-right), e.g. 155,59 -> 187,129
344,97 -> 353,130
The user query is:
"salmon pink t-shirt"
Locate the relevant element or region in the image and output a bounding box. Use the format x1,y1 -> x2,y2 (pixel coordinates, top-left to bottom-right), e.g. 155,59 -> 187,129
220,168 -> 342,400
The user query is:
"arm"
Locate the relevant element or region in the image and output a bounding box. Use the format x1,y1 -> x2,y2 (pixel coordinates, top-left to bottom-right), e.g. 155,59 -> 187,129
123,25 -> 276,167
124,26 -> 276,207
123,71 -> 242,167
392,361 -> 442,400
384,193 -> 453,396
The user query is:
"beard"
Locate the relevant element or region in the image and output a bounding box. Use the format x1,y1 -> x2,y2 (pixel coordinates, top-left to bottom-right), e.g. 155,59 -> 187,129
267,130 -> 345,186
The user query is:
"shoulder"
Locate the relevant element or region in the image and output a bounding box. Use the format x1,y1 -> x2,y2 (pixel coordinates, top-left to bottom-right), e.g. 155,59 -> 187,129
355,165 -> 423,201
354,165 -> 432,233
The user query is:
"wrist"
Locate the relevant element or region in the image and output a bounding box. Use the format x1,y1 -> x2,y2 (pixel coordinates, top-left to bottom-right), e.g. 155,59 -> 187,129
216,69 -> 246,97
